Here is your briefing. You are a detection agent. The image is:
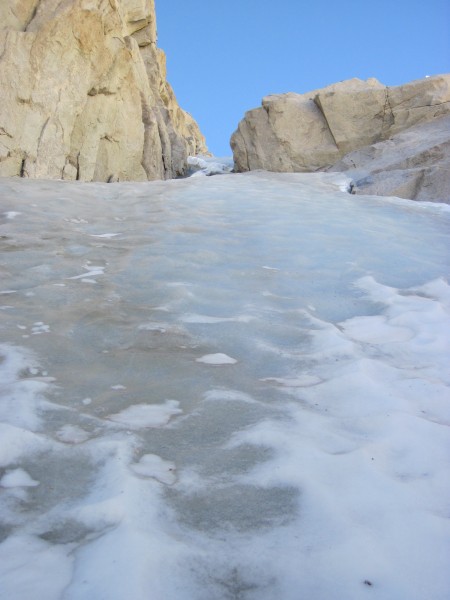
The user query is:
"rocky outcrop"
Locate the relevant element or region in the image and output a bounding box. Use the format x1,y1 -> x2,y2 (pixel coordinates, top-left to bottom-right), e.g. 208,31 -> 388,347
0,0 -> 208,182
329,115 -> 450,202
231,75 -> 450,201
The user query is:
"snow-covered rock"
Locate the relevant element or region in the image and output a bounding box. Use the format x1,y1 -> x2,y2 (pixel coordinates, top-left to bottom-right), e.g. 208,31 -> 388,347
187,156 -> 234,177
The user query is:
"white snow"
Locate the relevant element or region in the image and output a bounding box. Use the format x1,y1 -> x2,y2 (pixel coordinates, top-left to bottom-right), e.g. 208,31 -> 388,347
130,454 -> 176,484
56,425 -> 90,444
31,321 -> 50,335
261,375 -> 322,387
196,352 -> 238,365
90,233 -> 120,238
137,322 -> 168,332
0,468 -> 40,488
0,535 -> 73,600
187,155 -> 233,176
107,400 -> 182,429
204,389 -> 258,404
3,211 -> 22,219
0,171 -> 449,600
68,264 -> 105,281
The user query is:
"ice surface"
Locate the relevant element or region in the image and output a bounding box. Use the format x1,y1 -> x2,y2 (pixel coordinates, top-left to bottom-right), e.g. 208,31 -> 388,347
0,172 -> 449,599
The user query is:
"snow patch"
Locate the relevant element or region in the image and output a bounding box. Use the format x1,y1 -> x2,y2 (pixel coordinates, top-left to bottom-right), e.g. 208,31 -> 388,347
107,401 -> 182,429
195,353 -> 238,365
130,454 -> 176,485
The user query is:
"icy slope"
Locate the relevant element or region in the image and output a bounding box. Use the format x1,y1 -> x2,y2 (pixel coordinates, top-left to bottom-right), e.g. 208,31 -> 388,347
0,172 -> 449,600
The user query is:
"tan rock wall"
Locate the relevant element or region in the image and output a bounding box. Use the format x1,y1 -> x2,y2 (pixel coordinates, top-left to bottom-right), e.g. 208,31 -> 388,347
0,0 -> 208,182
231,75 -> 450,174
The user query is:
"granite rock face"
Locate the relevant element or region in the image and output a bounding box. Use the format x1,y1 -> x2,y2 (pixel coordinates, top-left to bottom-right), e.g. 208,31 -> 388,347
231,75 -> 450,201
329,115 -> 450,202
0,0 -> 208,182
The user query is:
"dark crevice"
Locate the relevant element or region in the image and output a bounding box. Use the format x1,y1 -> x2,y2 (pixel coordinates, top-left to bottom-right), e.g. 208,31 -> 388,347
156,110 -> 172,178
88,88 -> 115,97
20,158 -> 26,177
313,95 -> 340,149
24,2 -> 39,32
36,117 -> 50,152
401,101 -> 450,110
0,127 -> 13,138
381,88 -> 395,136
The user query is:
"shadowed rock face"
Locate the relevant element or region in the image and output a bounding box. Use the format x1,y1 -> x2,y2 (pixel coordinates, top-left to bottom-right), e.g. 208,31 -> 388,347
0,0 -> 208,182
231,75 -> 450,201
328,114 -> 450,202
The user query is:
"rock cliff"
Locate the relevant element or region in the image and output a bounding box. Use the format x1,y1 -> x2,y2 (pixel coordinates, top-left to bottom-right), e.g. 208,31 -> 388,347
231,75 -> 450,201
0,0 -> 208,182
329,114 -> 450,202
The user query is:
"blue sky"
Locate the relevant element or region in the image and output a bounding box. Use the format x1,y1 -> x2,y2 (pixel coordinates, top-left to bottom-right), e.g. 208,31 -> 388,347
156,0 -> 450,156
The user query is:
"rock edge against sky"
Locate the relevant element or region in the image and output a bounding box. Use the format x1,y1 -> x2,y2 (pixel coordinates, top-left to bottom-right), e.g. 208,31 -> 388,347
0,0 -> 208,182
231,75 -> 450,202
0,1 -> 448,202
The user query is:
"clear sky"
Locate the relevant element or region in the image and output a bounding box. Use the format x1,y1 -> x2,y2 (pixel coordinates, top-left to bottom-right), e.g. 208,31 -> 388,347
155,0 -> 450,156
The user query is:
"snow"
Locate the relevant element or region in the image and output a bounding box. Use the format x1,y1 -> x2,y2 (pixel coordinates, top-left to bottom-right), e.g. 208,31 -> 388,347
130,454 -> 176,484
0,535 -> 73,600
107,401 -> 183,429
0,468 -> 40,488
187,155 -> 233,176
56,425 -> 90,444
196,353 -> 238,365
89,233 -> 121,238
0,170 -> 449,599
2,211 -> 22,219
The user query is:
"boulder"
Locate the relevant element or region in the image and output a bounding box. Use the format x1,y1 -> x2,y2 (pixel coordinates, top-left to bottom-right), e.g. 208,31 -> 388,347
329,115 -> 450,202
231,75 -> 450,201
0,0 -> 208,182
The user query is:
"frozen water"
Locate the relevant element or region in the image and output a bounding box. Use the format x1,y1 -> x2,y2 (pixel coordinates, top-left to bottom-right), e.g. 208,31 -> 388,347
0,172 -> 449,599
187,155 -> 234,176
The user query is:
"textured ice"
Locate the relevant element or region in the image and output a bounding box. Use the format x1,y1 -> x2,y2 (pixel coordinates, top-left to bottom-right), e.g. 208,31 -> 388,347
0,172 -> 449,600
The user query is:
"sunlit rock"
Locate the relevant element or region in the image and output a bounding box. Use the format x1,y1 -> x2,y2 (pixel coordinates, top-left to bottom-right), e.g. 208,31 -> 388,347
0,0 -> 208,182
231,75 -> 450,201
